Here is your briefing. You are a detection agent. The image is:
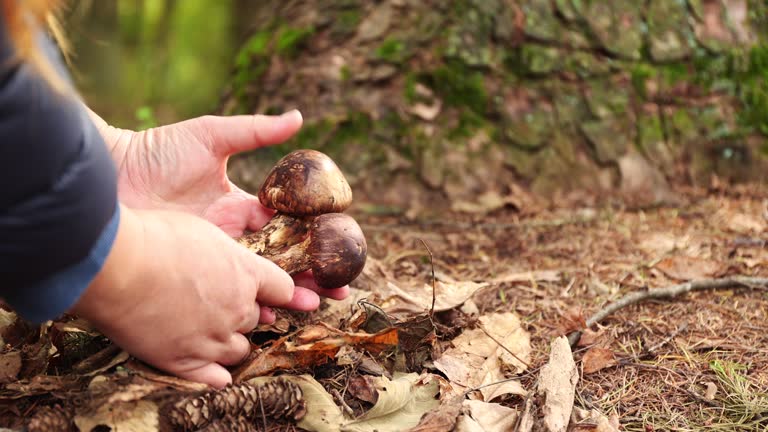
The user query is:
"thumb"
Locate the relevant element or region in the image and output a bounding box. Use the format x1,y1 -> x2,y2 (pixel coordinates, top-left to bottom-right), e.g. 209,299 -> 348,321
204,110 -> 303,156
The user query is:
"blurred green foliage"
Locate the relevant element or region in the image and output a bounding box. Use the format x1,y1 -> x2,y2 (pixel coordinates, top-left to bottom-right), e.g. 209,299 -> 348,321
68,0 -> 240,129
275,26 -> 315,57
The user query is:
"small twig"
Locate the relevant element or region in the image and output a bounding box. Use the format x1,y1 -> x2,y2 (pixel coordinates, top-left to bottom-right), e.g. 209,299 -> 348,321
568,276 -> 768,347
478,324 -> 531,369
674,384 -> 720,407
617,360 -> 684,378
418,239 -> 437,319
463,376 -> 526,395
331,388 -> 355,417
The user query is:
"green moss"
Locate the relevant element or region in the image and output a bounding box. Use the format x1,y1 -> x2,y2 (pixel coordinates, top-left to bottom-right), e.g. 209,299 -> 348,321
520,45 -> 563,74
334,112 -> 373,147
267,118 -> 339,160
630,63 -> 655,98
375,38 -> 406,63
668,108 -> 698,143
735,44 -> 768,135
233,30 -> 272,105
236,31 -> 271,67
340,65 -> 352,82
657,62 -> 691,87
336,9 -> 362,34
275,26 -> 315,57
637,113 -> 667,155
404,72 -> 417,103
450,110 -> 488,139
424,59 -> 488,114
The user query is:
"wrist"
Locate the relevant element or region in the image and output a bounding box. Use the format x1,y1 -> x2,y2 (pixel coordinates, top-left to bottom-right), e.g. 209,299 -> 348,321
85,106 -> 134,165
70,204 -> 146,321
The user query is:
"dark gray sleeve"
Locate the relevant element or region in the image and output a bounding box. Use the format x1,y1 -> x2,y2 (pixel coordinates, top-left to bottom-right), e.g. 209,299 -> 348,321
0,19 -> 119,313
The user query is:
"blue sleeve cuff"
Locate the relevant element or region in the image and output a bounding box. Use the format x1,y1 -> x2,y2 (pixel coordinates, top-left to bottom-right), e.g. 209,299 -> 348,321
8,204 -> 120,324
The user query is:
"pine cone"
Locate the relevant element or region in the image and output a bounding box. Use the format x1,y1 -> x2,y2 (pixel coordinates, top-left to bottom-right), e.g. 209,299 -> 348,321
198,416 -> 259,432
27,404 -> 74,432
210,378 -> 307,422
166,393 -> 215,431
167,378 -> 306,431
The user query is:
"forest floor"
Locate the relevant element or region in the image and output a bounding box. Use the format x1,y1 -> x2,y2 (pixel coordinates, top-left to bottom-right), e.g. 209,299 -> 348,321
352,182 -> 768,432
0,183 -> 767,432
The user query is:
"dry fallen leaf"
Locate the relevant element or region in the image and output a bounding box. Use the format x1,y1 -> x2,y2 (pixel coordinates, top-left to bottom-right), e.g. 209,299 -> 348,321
249,375 -> 344,432
555,306 -> 587,335
703,381 -> 718,400
348,375 -> 380,404
341,373 -> 441,432
381,280 -> 489,314
233,325 -> 399,381
408,396 -> 463,432
0,309 -> 18,346
724,212 -> 766,234
408,100 -> 442,121
538,336 -> 578,432
74,400 -> 158,432
1,375 -> 80,399
637,232 -> 685,256
0,351 -> 21,384
434,312 -> 530,401
490,270 -> 562,284
655,256 -> 723,280
451,190 -> 516,214
582,347 -> 618,375
576,329 -> 604,347
314,287 -> 374,330
570,407 -> 620,432
455,400 -> 519,432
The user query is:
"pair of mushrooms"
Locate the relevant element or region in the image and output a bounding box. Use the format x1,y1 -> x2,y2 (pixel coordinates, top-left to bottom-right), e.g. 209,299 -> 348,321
238,150 -> 367,289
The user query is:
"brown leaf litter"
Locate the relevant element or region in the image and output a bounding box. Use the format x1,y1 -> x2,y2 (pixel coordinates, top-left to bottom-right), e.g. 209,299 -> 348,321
1,185 -> 768,431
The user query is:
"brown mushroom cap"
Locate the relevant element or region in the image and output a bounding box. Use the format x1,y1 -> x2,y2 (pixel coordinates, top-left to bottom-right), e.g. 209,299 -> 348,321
258,149 -> 353,216
307,213 -> 367,288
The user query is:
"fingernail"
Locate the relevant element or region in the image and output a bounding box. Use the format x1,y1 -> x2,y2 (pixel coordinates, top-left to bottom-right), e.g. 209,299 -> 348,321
281,109 -> 302,122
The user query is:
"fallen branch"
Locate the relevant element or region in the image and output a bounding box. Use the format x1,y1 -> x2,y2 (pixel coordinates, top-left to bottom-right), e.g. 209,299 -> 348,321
568,276 -> 768,347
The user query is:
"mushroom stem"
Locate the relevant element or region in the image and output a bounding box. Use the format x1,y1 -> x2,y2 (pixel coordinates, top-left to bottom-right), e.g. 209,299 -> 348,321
237,213 -> 314,274
237,212 -> 367,288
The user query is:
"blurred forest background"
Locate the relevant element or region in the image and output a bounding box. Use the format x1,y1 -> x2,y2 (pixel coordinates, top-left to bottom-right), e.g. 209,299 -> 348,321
64,0 -> 768,214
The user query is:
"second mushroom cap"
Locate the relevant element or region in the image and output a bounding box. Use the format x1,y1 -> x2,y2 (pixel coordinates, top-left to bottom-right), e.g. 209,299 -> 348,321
258,149 -> 353,216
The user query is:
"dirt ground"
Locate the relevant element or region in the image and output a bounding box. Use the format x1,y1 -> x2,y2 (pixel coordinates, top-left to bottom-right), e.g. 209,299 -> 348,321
1,183 -> 767,431
350,182 -> 768,431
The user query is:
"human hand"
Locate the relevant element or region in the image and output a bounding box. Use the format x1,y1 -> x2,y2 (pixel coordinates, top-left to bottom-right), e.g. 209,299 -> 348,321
72,205 -> 295,388
98,110 -> 302,237
91,109 -> 351,307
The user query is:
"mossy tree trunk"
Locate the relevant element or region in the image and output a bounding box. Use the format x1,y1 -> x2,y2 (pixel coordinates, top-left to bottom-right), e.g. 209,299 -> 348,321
221,0 -> 768,212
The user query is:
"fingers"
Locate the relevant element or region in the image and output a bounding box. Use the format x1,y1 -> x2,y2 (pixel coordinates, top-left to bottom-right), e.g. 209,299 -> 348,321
236,305 -> 262,334
176,362 -> 233,389
280,286 -> 321,311
253,256 -> 296,306
204,110 -> 303,157
292,271 -> 351,300
258,306 -> 276,324
218,333 -> 252,366
245,192 -> 276,232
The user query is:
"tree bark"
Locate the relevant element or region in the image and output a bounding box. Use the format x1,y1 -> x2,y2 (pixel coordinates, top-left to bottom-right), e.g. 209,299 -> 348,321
221,0 -> 768,212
